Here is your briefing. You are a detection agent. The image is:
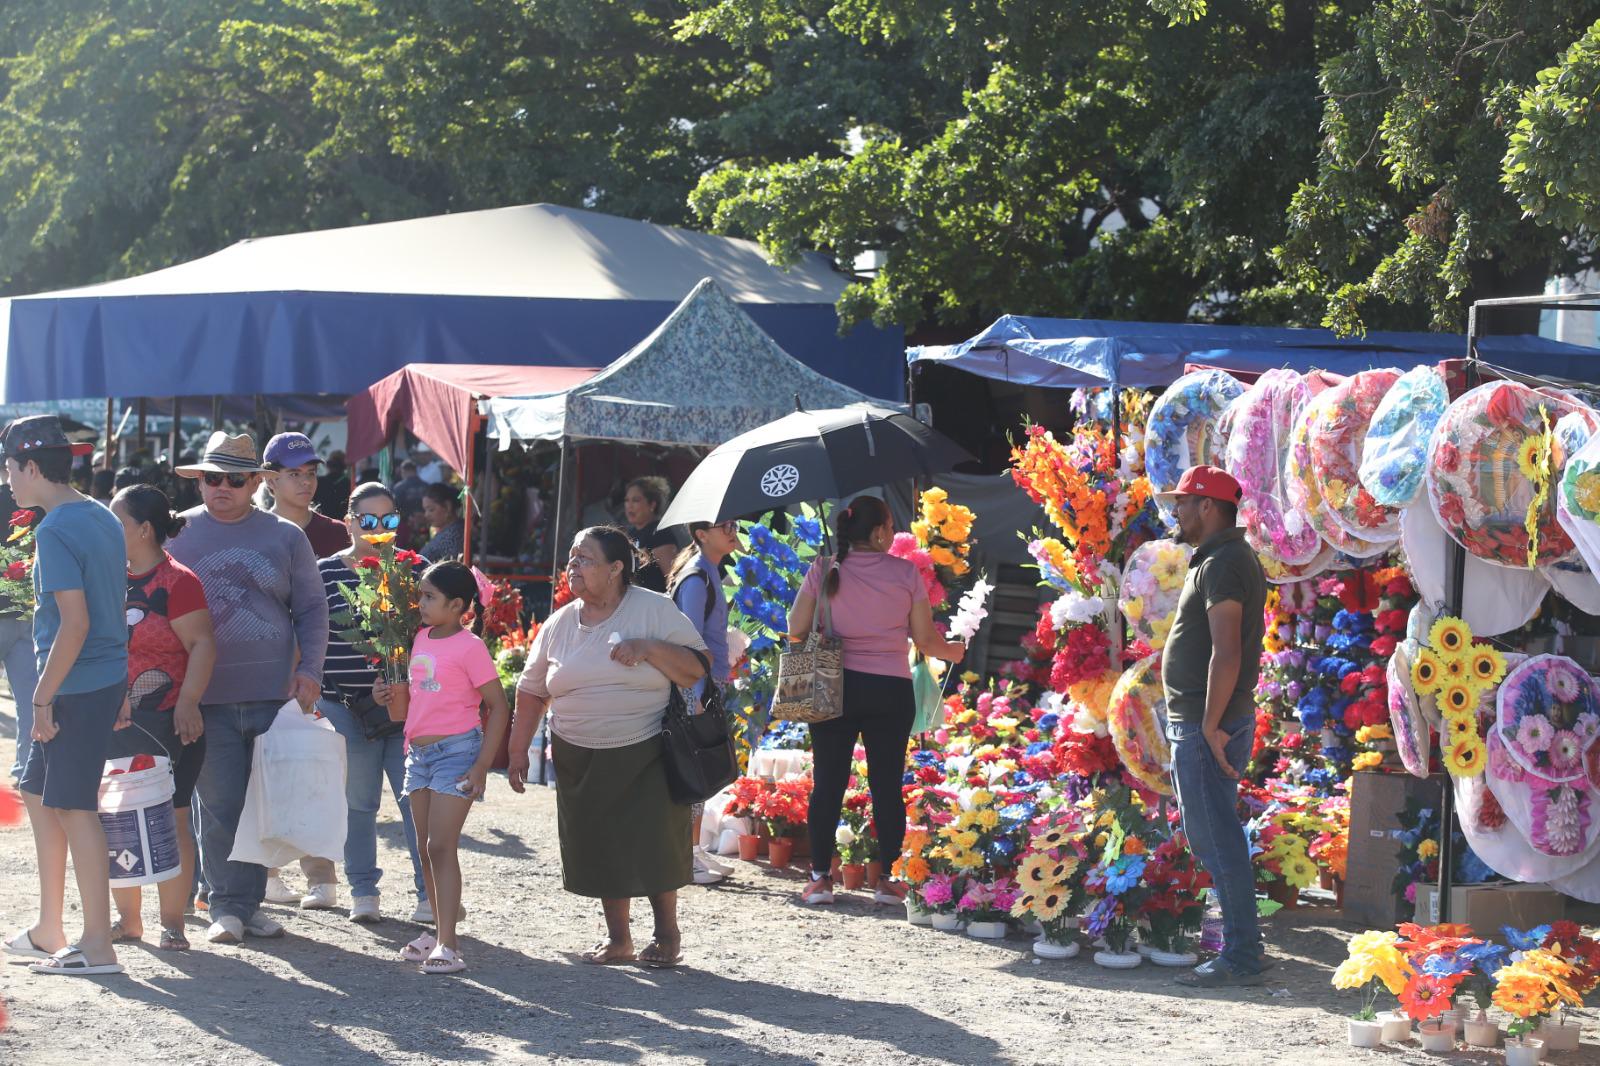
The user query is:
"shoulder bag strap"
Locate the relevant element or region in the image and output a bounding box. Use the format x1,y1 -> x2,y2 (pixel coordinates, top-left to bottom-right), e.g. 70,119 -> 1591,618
815,554 -> 837,639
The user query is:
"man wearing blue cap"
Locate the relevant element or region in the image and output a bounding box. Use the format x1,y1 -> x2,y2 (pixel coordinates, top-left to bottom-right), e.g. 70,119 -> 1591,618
263,433 -> 351,559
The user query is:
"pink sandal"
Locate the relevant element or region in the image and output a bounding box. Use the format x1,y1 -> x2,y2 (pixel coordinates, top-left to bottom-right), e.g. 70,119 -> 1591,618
400,934 -> 436,963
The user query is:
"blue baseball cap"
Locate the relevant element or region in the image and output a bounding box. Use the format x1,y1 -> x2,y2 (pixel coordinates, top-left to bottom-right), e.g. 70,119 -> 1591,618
262,432 -> 322,470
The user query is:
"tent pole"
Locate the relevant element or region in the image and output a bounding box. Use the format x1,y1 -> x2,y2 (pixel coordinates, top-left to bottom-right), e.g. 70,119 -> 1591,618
551,440 -> 570,597
463,411 -> 479,568
103,397 -> 115,470
480,433 -> 496,562
136,398 -> 148,457
169,397 -> 183,467
210,395 -> 223,433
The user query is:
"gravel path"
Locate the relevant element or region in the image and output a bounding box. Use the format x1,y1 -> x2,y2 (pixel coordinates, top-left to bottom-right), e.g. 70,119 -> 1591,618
0,694 -> 1580,1064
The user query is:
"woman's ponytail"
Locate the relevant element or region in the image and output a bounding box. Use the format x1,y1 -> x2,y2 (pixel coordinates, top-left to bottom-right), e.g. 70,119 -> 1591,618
826,495 -> 891,597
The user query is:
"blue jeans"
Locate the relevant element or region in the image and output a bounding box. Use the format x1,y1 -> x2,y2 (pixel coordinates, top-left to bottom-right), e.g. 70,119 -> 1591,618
1168,716 -> 1263,974
318,698 -> 425,901
1,616 -> 40,782
194,700 -> 284,923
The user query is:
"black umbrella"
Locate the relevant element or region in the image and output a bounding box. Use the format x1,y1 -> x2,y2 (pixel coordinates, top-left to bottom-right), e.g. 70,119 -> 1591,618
659,404 -> 976,526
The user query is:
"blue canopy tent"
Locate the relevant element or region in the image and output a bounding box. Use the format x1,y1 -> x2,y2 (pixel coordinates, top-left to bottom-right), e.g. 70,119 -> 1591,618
907,315 -> 1600,388
0,203 -> 905,405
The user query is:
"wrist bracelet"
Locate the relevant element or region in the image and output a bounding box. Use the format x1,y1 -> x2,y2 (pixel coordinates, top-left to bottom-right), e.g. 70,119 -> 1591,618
32,700 -> 52,707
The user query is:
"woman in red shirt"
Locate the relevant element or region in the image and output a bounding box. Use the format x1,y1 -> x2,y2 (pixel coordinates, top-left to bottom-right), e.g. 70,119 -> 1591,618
106,485 -> 217,951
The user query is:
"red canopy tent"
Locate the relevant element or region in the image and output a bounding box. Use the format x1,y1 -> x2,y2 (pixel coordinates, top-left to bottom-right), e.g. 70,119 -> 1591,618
346,363 -> 599,565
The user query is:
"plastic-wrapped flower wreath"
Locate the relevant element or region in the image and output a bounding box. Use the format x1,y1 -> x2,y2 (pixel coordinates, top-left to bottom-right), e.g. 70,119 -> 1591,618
1358,365 -> 1449,508
1116,538 -> 1191,652
1285,390 -> 1391,559
1145,369 -> 1245,510
1105,653 -> 1171,796
1307,368 -> 1404,543
1224,369 -> 1323,564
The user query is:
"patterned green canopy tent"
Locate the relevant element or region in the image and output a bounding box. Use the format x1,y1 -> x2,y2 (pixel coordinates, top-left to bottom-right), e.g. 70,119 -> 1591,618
483,277 -> 886,449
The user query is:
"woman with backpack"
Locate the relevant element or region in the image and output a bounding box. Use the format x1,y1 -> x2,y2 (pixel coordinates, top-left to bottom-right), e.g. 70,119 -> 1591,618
665,520 -> 739,885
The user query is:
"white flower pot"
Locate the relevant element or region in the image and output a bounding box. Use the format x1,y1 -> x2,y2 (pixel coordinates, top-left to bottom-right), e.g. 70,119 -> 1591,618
966,920 -> 1007,940
1033,937 -> 1079,960
1537,1019 -> 1581,1052
1149,949 -> 1199,968
1135,942 -> 1155,958
1504,1036 -> 1544,1066
1093,949 -> 1143,969
905,900 -> 932,926
929,912 -> 962,931
1438,1007 -> 1465,1036
1348,1019 -> 1383,1049
1418,1021 -> 1454,1052
1376,1011 -> 1411,1043
1463,1014 -> 1500,1048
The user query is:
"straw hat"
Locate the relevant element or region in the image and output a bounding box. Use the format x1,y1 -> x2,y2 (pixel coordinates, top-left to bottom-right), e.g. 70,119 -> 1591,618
175,432 -> 267,477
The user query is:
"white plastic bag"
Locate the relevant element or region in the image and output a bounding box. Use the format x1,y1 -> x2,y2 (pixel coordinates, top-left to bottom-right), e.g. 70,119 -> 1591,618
229,700 -> 347,866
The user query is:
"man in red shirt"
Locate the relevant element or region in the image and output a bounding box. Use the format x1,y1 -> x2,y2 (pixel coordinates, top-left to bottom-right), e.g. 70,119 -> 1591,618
263,433 -> 351,559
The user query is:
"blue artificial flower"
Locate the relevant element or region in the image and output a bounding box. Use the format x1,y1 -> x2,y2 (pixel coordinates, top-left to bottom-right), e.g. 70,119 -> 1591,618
735,556 -> 769,587
793,516 -> 823,547
748,633 -> 775,654
1298,702 -> 1327,733
747,524 -> 778,554
1105,854 -> 1147,894
1502,926 -> 1552,952
1456,941 -> 1508,975
1037,712 -> 1060,732
1025,741 -> 1051,756
1083,897 -> 1117,938
1422,953 -> 1472,978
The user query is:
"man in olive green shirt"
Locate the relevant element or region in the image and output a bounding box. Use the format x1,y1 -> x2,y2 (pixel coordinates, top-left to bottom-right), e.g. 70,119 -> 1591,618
1158,464 -> 1268,987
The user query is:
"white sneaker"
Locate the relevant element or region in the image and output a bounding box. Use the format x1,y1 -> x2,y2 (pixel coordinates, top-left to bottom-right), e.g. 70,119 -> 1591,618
300,883 -> 337,910
696,847 -> 734,876
349,896 -> 382,924
206,916 -> 244,944
264,876 -> 299,905
693,865 -> 725,886
411,899 -> 434,925
243,914 -> 285,938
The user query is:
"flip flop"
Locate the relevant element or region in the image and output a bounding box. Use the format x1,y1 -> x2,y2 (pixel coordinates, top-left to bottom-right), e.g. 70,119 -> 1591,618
159,927 -> 190,952
29,948 -> 124,977
110,920 -> 143,943
637,941 -> 682,969
421,944 -> 466,975
581,941 -> 636,966
400,934 -> 437,963
4,930 -> 53,960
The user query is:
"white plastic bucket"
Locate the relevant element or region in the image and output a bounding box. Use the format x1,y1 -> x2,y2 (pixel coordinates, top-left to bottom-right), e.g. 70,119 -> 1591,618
98,756 -> 181,888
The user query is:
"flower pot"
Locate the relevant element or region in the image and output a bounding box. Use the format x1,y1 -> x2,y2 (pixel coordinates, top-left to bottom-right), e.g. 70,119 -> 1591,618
865,860 -> 883,885
1418,1021 -> 1454,1052
905,899 -> 933,926
929,911 -> 961,932
1093,949 -> 1143,969
1319,871 -> 1335,891
839,863 -> 867,891
1348,1020 -> 1383,1049
767,837 -> 794,869
965,920 -> 1006,940
1033,937 -> 1079,960
737,834 -> 761,861
1135,943 -> 1155,958
1438,1007 -> 1465,1036
1377,1011 -> 1411,1043
1537,1019 -> 1581,1052
1504,1037 -> 1544,1066
1264,881 -> 1299,909
1463,1014 -> 1500,1048
388,685 -> 411,723
1148,949 -> 1199,968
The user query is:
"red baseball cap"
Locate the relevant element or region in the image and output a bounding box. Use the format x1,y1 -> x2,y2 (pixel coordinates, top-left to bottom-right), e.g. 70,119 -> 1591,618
1158,464 -> 1242,505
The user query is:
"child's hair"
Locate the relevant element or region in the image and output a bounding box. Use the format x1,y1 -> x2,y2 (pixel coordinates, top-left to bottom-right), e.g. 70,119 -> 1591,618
420,560 -> 483,634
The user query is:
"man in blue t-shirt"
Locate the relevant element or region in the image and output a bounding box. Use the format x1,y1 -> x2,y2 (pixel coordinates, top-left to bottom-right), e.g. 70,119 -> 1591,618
3,415 -> 129,977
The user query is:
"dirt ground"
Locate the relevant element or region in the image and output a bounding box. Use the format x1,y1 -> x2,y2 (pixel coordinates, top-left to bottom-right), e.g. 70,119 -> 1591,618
0,691 -> 1593,1066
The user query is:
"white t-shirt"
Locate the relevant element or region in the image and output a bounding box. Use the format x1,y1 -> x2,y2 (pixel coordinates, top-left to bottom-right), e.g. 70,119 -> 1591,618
517,586 -> 707,749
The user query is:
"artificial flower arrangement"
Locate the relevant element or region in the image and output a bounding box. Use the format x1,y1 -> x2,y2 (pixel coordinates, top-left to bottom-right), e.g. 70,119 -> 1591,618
1332,929 -> 1414,1024
1409,614 -> 1505,778
1010,808 -> 1090,949
0,508 -> 37,614
1387,795 -> 1495,909
908,485 -> 976,592
1077,783 -> 1157,960
835,782 -> 878,867
750,773 -> 810,840
1137,832 -> 1212,957
330,532 -> 425,685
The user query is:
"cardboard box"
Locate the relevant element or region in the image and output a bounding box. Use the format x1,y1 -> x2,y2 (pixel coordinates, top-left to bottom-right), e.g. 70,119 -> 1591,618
1414,882 -> 1566,935
1343,771 -> 1445,928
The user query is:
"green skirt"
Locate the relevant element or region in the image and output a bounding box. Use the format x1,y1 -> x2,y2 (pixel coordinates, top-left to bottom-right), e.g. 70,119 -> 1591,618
552,731 -> 691,899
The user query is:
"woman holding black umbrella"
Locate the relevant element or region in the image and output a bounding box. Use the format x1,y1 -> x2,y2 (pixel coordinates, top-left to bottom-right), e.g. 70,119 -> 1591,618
785,495 -> 965,906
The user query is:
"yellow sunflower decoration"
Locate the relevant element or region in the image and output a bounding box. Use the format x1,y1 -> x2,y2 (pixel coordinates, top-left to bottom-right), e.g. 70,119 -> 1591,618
1446,715 -> 1477,742
1412,648 -> 1444,694
1439,683 -> 1478,718
1429,617 -> 1471,658
1443,736 -> 1487,777
1469,646 -> 1507,688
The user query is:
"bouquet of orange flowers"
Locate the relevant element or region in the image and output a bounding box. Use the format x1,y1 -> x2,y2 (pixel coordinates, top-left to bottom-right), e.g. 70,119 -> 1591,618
909,486 -> 975,586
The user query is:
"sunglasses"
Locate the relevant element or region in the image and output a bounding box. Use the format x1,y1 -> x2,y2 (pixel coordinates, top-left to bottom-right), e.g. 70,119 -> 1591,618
201,472 -> 253,489
354,512 -> 402,532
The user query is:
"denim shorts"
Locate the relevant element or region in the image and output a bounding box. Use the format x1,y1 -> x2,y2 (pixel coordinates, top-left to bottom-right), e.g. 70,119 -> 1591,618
19,681 -> 125,811
402,727 -> 483,801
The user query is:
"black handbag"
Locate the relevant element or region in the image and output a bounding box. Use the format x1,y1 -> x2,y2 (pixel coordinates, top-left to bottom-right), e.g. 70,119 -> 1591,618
660,649 -> 738,805
349,691 -> 403,741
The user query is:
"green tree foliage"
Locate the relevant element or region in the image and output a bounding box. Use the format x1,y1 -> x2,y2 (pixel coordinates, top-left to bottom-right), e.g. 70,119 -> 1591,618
1270,3 -> 1600,334
680,0 -> 1348,330
1504,18 -> 1600,233
0,0 -> 751,295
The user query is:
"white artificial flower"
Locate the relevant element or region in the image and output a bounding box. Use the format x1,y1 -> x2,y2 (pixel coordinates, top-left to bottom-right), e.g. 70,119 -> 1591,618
947,577 -> 995,641
835,824 -> 856,848
1051,591 -> 1107,628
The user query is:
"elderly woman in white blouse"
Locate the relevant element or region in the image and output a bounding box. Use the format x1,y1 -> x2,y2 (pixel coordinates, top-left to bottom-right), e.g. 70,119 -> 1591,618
507,526 -> 705,968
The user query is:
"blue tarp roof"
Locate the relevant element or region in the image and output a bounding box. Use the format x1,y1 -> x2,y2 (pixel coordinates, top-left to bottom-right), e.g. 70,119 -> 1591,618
907,315 -> 1600,387
0,204 -> 905,403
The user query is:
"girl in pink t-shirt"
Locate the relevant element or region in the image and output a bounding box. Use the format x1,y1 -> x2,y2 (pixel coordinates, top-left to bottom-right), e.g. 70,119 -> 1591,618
373,561 -> 508,976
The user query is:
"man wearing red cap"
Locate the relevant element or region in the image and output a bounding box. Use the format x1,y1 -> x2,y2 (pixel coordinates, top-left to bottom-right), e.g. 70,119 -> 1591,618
1157,464 -> 1268,987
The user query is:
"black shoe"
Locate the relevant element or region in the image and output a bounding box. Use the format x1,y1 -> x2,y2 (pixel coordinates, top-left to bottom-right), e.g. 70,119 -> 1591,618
1175,959 -> 1264,988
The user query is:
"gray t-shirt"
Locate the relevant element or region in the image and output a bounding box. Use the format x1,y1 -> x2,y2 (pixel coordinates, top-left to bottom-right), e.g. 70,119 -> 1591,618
168,506 -> 328,706
1160,528 -> 1266,728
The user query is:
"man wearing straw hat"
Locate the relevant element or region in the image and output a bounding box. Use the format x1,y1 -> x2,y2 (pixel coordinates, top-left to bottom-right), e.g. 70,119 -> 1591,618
1158,464 -> 1268,988
2,415 -> 129,976
167,432 -> 329,945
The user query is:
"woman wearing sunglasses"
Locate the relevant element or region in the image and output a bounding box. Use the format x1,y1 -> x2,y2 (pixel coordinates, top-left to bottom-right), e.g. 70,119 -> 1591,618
314,482 -> 430,925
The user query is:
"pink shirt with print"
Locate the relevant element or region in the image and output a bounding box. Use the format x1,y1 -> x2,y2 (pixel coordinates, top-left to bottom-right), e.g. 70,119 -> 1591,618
799,552 -> 926,679
405,627 -> 498,741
